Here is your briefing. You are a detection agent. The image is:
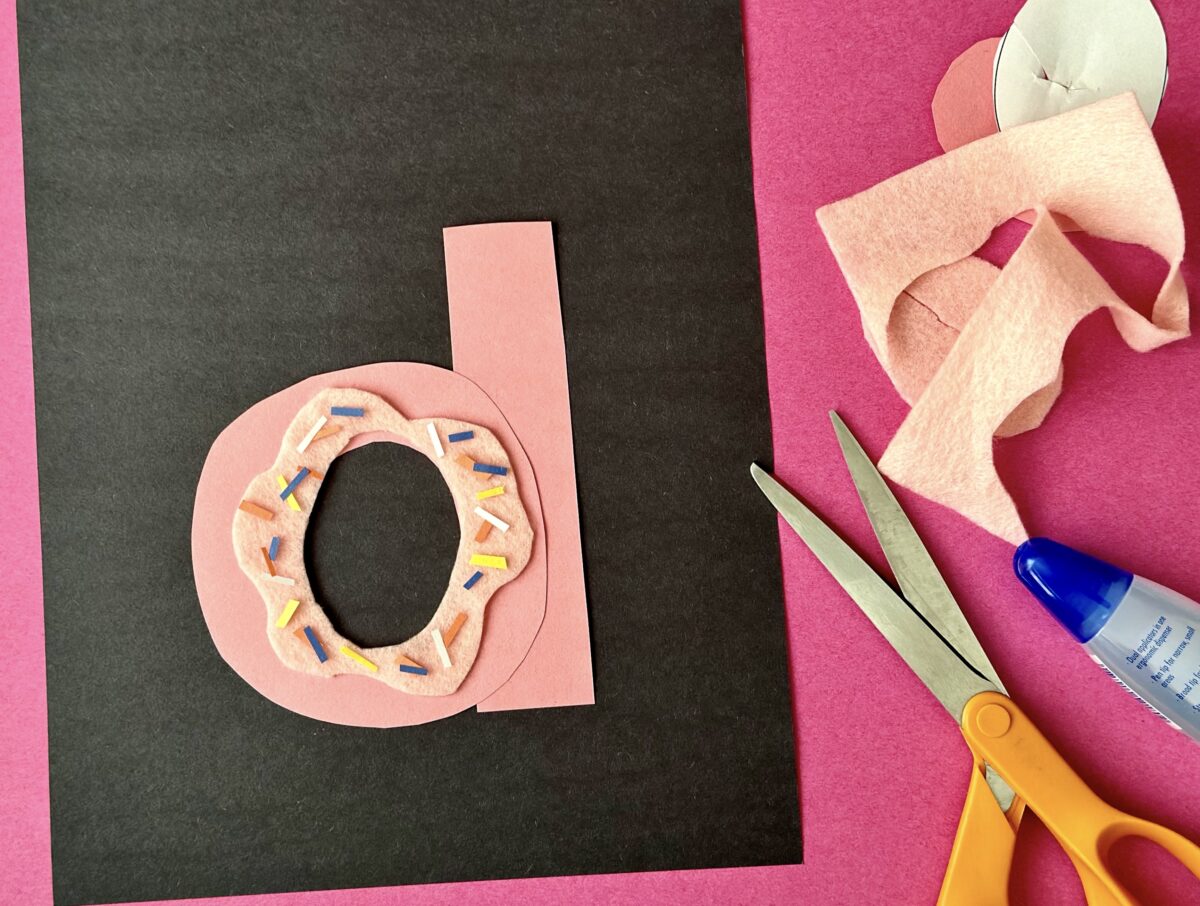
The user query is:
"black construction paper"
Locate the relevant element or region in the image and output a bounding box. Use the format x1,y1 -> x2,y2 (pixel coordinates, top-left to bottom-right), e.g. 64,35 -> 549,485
18,1 -> 800,903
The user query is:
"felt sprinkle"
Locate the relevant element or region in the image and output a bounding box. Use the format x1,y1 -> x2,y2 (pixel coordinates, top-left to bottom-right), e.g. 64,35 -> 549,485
470,553 -> 508,570
431,628 -> 452,668
276,475 -> 301,511
444,612 -> 467,647
455,454 -> 477,470
313,423 -> 342,441
340,646 -> 378,672
474,520 -> 493,543
268,536 -> 280,560
427,423 -> 445,458
264,573 -> 296,585
275,598 -> 301,628
474,506 -> 510,533
476,486 -> 505,500
298,626 -> 328,662
238,500 -> 274,521
307,468 -> 324,480
278,467 -> 310,501
296,416 -> 328,453
448,430 -> 474,443
472,462 -> 508,476
396,654 -> 429,676
331,406 -> 365,417
463,570 -> 484,590
260,546 -> 276,576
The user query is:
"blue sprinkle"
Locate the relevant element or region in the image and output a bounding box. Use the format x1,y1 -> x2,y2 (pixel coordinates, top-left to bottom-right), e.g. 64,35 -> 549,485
447,430 -> 475,443
268,536 -> 280,561
302,626 -> 328,663
472,462 -> 508,476
463,570 -> 484,590
278,467 -> 310,500
330,406 -> 365,417
398,664 -> 429,676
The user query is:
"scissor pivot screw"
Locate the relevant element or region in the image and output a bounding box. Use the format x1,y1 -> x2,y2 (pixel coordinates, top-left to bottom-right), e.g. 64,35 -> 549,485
976,703 -> 1012,738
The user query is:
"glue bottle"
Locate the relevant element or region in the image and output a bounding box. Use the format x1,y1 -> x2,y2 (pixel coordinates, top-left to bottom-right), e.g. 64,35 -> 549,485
1014,537 -> 1200,744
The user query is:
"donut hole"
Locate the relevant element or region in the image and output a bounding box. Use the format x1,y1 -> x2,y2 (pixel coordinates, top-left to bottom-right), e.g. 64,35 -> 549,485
305,441 -> 460,649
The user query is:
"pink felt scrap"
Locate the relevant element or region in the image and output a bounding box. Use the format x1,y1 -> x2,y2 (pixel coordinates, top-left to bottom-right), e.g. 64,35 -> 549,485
932,36 -> 1081,234
445,222 -> 595,711
817,94 -> 1188,544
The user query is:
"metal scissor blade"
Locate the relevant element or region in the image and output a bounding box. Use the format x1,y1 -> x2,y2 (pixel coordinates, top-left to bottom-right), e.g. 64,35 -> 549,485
828,412 -> 1007,694
751,463 -> 997,722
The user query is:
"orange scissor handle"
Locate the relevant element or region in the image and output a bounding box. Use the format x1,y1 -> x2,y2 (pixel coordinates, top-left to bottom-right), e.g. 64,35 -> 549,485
937,759 -> 1025,906
960,691 -> 1200,906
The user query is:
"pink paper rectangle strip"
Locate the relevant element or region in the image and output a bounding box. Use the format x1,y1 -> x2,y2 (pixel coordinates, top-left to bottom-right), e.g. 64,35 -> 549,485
444,221 -> 594,711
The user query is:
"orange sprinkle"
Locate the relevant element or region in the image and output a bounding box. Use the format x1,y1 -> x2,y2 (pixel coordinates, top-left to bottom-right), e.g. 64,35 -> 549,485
395,653 -> 425,669
309,468 -> 324,480
444,613 -> 467,647
260,547 -> 276,576
474,520 -> 493,542
312,423 -> 341,441
239,500 -> 274,521
456,454 -> 489,481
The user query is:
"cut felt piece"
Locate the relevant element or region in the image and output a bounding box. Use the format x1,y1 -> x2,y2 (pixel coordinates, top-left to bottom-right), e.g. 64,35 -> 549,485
817,93 -> 1187,544
931,36 -> 1080,232
993,0 -> 1168,132
223,386 -> 535,703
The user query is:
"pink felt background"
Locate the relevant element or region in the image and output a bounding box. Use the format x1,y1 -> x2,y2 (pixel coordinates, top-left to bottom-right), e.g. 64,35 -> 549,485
3,1 -> 1200,903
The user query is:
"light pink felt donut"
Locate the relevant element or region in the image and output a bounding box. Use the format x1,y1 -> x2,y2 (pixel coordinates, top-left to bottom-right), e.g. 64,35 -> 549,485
192,363 -> 548,727
232,386 -> 533,696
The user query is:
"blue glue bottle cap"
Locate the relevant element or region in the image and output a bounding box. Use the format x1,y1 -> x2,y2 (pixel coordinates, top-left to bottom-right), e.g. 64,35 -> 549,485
1013,538 -> 1133,642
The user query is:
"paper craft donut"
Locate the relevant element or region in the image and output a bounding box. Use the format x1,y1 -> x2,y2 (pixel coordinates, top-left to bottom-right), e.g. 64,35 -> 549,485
231,387 -> 533,695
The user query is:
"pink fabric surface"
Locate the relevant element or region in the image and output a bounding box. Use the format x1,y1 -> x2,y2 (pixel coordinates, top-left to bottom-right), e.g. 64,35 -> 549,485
4,1 -> 1200,904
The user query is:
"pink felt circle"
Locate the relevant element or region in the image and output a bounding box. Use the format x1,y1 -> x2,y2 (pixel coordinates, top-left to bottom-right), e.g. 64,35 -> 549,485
191,362 -> 548,727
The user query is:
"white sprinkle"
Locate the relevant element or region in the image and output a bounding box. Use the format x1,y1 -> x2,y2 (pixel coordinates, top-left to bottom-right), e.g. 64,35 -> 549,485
474,506 -> 510,533
263,573 -> 296,586
427,422 -> 445,458
431,628 -> 452,668
296,416 -> 327,453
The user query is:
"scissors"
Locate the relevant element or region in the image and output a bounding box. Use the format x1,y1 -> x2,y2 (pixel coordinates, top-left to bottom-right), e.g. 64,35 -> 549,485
751,412 -> 1200,906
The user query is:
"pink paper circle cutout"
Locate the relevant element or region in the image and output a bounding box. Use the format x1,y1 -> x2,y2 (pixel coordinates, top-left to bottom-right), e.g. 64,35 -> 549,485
192,363 -> 548,727
931,38 -> 1002,153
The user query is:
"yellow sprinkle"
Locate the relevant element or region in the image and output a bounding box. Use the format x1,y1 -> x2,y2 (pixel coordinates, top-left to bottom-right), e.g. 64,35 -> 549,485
276,475 -> 301,511
470,553 -> 508,570
475,486 -> 505,500
275,599 -> 301,628
339,646 -> 378,672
